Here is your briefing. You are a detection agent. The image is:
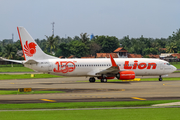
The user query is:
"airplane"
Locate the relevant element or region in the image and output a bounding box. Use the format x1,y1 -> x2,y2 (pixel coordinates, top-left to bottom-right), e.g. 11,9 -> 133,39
1,27 -> 177,82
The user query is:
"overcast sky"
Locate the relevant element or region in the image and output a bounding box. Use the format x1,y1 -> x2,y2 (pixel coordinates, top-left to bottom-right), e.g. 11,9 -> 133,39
0,0 -> 180,41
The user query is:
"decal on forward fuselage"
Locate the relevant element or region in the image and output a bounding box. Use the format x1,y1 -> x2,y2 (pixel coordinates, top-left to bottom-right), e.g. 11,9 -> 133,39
124,61 -> 157,69
53,61 -> 76,73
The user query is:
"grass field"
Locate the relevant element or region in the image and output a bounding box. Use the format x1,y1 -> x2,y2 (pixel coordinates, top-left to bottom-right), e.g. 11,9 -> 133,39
170,62 -> 180,69
0,108 -> 179,120
0,67 -> 34,72
0,74 -> 62,80
0,90 -> 64,95
0,100 -> 179,110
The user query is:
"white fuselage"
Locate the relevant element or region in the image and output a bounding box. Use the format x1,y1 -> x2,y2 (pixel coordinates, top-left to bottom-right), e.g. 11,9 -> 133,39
24,58 -> 177,77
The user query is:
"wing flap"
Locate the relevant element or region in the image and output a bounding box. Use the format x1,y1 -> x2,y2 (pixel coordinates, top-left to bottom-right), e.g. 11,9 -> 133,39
96,66 -> 119,75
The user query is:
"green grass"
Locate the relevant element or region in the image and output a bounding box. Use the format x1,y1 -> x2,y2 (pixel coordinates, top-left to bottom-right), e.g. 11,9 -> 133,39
170,62 -> 180,69
0,67 -> 34,72
0,100 -> 179,110
0,90 -> 64,95
0,108 -> 180,120
141,77 -> 180,81
0,74 -> 62,80
0,64 -> 24,67
173,64 -> 180,69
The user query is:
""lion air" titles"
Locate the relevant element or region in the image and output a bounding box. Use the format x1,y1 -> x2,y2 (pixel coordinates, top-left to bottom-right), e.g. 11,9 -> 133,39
124,61 -> 157,69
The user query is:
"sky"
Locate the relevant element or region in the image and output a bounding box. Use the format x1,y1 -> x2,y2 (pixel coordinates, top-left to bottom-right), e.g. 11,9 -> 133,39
0,0 -> 180,41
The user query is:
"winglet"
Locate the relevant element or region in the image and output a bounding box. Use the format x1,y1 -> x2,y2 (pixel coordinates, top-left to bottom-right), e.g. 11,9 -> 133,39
110,54 -> 117,67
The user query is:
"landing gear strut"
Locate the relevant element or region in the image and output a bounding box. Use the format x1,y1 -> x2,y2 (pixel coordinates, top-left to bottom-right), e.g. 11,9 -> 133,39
89,77 -> 95,82
159,75 -> 162,81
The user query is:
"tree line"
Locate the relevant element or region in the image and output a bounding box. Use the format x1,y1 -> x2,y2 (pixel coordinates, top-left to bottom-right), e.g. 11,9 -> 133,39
0,28 -> 180,59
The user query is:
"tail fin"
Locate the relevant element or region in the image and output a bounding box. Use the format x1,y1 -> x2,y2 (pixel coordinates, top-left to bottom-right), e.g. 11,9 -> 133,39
17,27 -> 57,61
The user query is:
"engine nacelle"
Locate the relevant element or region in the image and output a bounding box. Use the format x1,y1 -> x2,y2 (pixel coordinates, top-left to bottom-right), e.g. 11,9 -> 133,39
97,77 -> 115,79
116,71 -> 135,80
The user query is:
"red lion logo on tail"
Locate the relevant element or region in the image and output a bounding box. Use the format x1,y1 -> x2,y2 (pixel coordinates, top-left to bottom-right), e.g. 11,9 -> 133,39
24,41 -> 37,57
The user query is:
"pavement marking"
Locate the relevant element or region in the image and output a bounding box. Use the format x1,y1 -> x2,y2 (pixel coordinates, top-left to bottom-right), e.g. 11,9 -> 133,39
163,83 -> 170,86
40,99 -> 56,102
131,97 -> 146,100
10,83 -> 14,84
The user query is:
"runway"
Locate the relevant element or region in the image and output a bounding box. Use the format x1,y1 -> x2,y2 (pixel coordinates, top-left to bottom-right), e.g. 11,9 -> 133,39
0,73 -> 180,104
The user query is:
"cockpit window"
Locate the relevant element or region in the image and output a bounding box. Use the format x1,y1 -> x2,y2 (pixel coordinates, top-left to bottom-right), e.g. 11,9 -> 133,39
166,63 -> 171,65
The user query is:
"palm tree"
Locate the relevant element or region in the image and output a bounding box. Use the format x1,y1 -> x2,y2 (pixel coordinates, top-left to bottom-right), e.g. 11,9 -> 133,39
166,42 -> 177,53
3,44 -> 16,59
45,35 -> 57,54
80,33 -> 89,44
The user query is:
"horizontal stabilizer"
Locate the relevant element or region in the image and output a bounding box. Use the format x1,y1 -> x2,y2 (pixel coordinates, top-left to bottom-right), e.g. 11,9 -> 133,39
0,57 -> 23,64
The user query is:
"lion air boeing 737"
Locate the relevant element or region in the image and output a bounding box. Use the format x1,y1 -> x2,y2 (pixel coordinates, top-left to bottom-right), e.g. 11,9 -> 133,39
2,27 -> 177,82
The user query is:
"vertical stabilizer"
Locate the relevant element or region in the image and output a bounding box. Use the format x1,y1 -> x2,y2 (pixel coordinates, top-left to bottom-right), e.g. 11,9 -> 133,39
17,27 -> 57,60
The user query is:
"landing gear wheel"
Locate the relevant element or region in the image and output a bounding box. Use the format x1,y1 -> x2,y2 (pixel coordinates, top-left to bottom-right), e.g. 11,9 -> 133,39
159,75 -> 162,81
89,77 -> 95,82
116,73 -> 120,79
159,78 -> 162,81
101,78 -> 107,83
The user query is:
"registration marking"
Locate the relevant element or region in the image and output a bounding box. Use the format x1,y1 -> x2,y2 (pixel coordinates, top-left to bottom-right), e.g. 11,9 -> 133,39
40,99 -> 56,102
131,97 -> 146,100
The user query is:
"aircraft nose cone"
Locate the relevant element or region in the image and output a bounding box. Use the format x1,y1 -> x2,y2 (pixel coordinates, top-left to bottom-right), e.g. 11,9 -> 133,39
173,66 -> 177,72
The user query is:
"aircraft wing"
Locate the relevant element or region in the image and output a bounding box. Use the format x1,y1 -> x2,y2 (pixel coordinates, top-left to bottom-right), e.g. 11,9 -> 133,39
96,66 -> 119,75
0,57 -> 23,64
89,55 -> 120,76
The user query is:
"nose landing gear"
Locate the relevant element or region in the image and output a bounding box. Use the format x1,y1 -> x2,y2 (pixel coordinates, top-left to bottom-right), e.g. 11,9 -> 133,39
159,75 -> 162,81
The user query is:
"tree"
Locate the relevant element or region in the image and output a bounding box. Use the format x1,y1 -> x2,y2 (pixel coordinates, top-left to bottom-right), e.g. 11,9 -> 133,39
89,41 -> 101,56
69,40 -> 89,58
3,44 -> 16,59
59,43 -> 70,57
14,40 -> 22,50
94,36 -> 120,53
80,33 -> 89,44
0,46 -> 2,57
55,49 -> 63,57
74,36 -> 81,41
166,42 -> 177,53
45,35 -> 58,54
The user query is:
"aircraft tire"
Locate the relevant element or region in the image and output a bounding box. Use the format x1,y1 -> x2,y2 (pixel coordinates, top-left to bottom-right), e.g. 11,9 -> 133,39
101,78 -> 107,83
159,78 -> 162,81
89,77 -> 95,82
159,75 -> 162,81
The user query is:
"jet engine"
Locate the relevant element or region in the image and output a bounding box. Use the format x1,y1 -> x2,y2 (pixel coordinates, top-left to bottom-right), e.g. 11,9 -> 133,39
116,71 -> 135,80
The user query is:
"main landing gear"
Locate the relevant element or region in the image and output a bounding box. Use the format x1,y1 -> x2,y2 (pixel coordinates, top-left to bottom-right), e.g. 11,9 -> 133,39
89,77 -> 96,82
101,74 -> 107,83
159,75 -> 162,81
101,78 -> 107,83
